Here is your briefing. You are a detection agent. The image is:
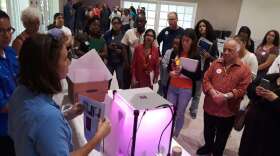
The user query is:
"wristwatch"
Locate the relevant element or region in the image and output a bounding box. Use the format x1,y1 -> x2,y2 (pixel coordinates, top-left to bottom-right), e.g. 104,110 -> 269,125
224,93 -> 230,100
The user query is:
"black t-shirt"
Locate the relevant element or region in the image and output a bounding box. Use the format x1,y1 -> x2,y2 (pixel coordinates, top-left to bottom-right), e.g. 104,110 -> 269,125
157,27 -> 184,56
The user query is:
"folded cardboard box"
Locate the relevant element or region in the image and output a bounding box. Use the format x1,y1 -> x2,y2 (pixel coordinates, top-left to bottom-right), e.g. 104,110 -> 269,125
67,50 -> 112,103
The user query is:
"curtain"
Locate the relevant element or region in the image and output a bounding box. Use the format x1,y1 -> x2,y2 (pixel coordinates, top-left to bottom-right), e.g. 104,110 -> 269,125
47,0 -> 59,26
0,0 -> 7,12
38,0 -> 59,32
5,0 -> 59,38
6,0 -> 29,38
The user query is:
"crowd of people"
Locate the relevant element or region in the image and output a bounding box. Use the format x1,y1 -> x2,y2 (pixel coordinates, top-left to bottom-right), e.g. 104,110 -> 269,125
0,1 -> 280,156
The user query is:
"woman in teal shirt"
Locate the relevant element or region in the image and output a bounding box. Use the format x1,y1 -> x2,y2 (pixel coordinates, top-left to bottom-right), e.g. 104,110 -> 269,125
8,34 -> 111,156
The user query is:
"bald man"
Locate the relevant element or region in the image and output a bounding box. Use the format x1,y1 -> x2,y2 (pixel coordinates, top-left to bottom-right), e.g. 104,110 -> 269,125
157,12 -> 184,56
197,39 -> 252,156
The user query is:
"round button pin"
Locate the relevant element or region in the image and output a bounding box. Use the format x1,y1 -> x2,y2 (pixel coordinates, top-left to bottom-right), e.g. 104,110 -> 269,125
216,68 -> 222,74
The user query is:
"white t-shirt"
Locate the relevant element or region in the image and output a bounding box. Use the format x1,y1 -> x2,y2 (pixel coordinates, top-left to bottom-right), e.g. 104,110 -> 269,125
241,52 -> 258,75
60,26 -> 72,36
240,52 -> 258,110
268,54 -> 280,74
121,28 -> 158,59
121,15 -> 130,25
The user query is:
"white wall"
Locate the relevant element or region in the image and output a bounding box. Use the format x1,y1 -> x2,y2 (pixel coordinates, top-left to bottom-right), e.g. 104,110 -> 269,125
196,0 -> 241,34
237,0 -> 280,44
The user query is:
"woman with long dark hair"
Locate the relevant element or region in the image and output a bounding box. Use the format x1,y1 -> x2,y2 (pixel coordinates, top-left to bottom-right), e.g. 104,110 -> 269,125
237,26 -> 255,52
195,19 -> 217,43
131,29 -> 159,89
189,19 -> 218,119
194,19 -> 218,71
167,28 -> 201,137
255,30 -> 279,80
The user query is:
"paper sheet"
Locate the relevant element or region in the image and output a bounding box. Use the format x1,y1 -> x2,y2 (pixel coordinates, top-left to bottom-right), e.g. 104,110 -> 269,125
68,50 -> 112,83
80,96 -> 105,150
180,57 -> 199,72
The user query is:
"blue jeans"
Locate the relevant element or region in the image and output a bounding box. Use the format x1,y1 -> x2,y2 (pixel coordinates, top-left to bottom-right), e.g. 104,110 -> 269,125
167,85 -> 192,137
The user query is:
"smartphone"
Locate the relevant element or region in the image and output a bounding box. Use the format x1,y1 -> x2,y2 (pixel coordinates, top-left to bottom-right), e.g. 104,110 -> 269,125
259,78 -> 271,90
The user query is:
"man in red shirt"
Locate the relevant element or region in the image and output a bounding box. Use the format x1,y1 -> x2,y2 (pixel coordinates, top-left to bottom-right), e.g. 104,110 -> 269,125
197,39 -> 252,156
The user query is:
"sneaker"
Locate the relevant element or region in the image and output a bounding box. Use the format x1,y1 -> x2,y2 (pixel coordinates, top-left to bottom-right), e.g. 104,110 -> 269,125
196,145 -> 212,155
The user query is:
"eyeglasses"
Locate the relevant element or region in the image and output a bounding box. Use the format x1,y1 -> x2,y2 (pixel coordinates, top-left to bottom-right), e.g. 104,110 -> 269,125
0,27 -> 15,35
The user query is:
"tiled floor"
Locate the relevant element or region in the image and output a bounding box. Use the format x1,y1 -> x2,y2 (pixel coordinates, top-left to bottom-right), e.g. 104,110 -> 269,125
175,93 -> 242,156
110,73 -> 242,156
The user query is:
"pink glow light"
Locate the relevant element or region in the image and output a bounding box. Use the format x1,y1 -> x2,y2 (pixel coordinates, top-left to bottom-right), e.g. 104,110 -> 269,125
104,92 -> 173,156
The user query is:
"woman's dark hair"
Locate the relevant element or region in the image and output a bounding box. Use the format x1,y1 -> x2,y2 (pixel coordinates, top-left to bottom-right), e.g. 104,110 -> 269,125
86,16 -> 101,35
47,13 -> 63,29
19,34 -> 64,95
180,28 -> 197,58
144,29 -> 156,43
238,26 -> 251,40
0,10 -> 9,20
260,30 -> 280,47
173,36 -> 181,44
195,19 -> 216,42
111,16 -> 121,24
54,13 -> 63,21
172,36 -> 181,54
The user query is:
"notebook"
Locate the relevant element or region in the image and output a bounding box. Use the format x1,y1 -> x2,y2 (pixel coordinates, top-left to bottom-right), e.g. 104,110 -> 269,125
180,57 -> 199,72
198,37 -> 213,53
